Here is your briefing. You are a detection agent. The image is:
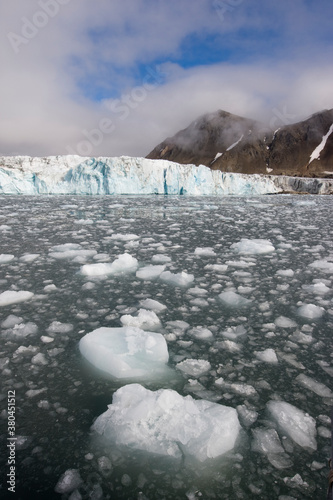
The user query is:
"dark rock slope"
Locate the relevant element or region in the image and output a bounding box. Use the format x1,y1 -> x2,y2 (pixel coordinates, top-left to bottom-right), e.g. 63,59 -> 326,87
147,109 -> 333,177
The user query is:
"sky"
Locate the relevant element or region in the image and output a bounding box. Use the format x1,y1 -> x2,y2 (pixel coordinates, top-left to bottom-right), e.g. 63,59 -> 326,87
1,0 -> 333,158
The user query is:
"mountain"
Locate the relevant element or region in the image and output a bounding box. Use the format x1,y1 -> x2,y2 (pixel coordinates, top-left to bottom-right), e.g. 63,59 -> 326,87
146,109 -> 333,177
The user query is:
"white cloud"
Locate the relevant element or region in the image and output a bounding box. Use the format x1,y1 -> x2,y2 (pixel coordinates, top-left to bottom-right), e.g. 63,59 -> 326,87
0,0 -> 332,156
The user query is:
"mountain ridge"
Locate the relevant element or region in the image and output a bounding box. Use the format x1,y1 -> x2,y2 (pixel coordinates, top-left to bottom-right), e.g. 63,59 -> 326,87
147,108 -> 333,178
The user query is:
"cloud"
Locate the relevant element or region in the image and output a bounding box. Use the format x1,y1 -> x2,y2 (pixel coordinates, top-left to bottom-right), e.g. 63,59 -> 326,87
0,0 -> 332,157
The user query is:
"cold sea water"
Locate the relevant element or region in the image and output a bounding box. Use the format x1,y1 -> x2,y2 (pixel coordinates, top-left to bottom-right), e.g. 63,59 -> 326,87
0,194 -> 332,500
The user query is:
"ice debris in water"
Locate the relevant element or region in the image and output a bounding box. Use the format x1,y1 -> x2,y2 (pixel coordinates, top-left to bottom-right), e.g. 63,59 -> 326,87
231,239 -> 275,255
1,314 -> 23,328
309,259 -> 333,273
0,290 -> 34,307
79,327 -> 169,379
0,254 -> 15,263
49,243 -> 97,261
295,374 -> 333,398
139,298 -> 167,312
120,309 -> 161,330
136,265 -> 166,280
194,247 -> 217,257
302,282 -> 331,295
267,400 -> 317,451
80,253 -> 138,276
274,316 -> 297,328
254,348 -> 278,364
176,359 -> 211,377
219,290 -> 252,308
251,428 -> 293,470
92,383 -> 241,462
54,469 -> 83,494
297,303 -> 325,319
159,270 -> 194,287
188,326 -> 214,340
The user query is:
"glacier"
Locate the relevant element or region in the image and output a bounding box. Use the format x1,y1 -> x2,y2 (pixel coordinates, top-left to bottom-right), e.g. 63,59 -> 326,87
0,155 -> 332,195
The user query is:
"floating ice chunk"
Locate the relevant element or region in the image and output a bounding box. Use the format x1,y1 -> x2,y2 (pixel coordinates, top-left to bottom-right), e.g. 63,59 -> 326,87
120,309 -> 161,330
216,340 -> 242,352
136,265 -> 165,280
166,320 -> 190,331
283,473 -> 310,490
254,348 -> 278,364
139,298 -> 167,312
290,331 -> 313,344
79,327 -> 169,380
176,359 -> 211,377
32,353 -> 48,366
252,428 -> 285,454
219,291 -> 252,308
309,259 -> 333,273
188,326 -> 213,340
110,233 -> 139,241
215,378 -> 258,397
194,247 -> 216,257
187,287 -> 208,296
274,316 -> 297,328
295,374 -> 333,398
302,282 -> 331,295
231,239 -> 275,255
151,254 -> 171,264
1,314 -> 23,329
47,321 -> 73,334
267,401 -> 317,450
26,388 -> 47,398
0,290 -> 34,306
221,325 -> 247,340
160,270 -> 194,287
276,269 -> 294,277
236,405 -> 258,427
204,264 -> 228,273
80,253 -> 138,276
4,323 -> 38,340
55,469 -> 83,494
0,254 -> 15,264
225,260 -> 256,268
92,384 -> 240,461
20,253 -> 40,263
251,428 -> 292,469
44,284 -> 58,292
297,304 -> 325,319
41,336 -> 54,343
49,243 -> 97,261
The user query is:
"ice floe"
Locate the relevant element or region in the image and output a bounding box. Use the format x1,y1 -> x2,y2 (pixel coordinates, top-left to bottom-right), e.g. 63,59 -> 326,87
92,384 -> 241,461
79,327 -> 169,379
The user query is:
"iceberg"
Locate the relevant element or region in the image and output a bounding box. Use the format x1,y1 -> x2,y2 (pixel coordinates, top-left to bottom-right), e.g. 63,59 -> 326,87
0,155 -> 332,195
79,327 -> 169,380
92,383 -> 241,461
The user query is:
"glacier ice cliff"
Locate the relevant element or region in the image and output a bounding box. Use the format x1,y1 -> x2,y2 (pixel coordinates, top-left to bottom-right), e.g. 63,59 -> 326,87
0,155 -> 332,195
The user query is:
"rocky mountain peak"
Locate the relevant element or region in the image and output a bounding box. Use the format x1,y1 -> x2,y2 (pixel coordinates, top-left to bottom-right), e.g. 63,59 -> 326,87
147,108 -> 333,177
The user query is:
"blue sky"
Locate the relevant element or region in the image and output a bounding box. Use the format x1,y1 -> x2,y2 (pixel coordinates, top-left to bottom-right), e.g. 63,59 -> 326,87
1,0 -> 333,157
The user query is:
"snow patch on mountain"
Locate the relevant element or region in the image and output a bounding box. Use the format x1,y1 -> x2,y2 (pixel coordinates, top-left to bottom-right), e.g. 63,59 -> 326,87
309,123 -> 333,164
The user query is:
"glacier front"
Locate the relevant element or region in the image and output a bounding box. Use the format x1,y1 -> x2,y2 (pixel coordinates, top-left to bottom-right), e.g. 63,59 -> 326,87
0,155 -> 332,195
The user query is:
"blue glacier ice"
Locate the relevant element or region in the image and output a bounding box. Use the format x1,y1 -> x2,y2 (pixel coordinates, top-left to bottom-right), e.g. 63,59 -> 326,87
0,155 -> 332,195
